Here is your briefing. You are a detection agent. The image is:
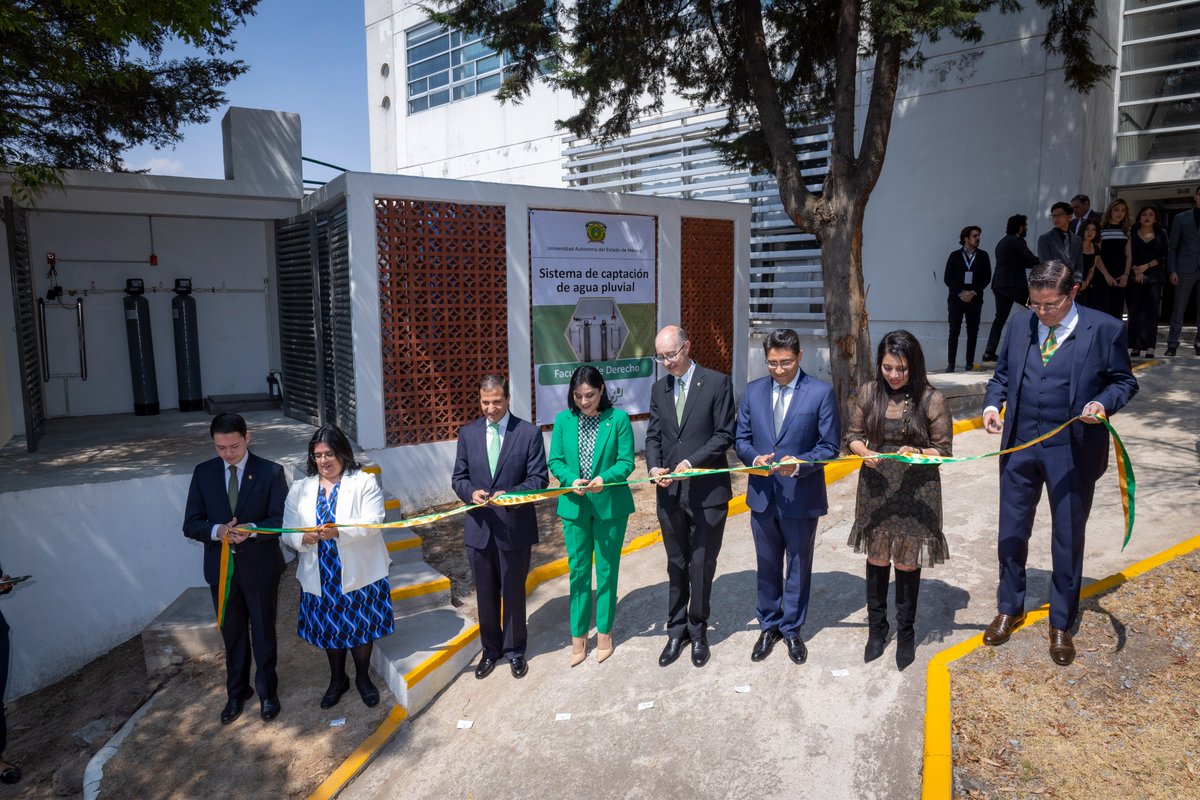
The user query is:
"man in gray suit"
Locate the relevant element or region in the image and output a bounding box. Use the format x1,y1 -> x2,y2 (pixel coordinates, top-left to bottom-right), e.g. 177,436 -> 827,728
1037,202 -> 1084,281
1166,186 -> 1200,357
646,325 -> 736,668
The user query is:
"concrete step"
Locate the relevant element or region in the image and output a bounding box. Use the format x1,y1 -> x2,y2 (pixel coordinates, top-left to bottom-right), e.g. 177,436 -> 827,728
370,605 -> 479,714
383,529 -> 423,562
387,560 -> 451,617
141,587 -> 221,673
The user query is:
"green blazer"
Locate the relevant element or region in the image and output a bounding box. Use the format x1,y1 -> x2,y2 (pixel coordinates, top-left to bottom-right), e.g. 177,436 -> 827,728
548,406 -> 636,521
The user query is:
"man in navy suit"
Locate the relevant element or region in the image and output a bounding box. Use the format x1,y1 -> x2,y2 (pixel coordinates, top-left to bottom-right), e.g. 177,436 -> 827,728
982,261 -> 1138,665
183,413 -> 288,723
452,375 -> 548,680
735,329 -> 840,664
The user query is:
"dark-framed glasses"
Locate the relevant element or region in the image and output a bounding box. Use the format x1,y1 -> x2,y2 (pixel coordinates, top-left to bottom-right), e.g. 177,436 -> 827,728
1026,296 -> 1069,314
653,345 -> 686,364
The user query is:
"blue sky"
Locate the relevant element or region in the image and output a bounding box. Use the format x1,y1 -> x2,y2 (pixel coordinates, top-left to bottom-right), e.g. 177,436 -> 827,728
123,1 -> 370,184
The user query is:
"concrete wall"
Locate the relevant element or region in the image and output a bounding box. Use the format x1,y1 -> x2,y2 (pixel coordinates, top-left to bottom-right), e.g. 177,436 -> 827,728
304,171 -> 751,511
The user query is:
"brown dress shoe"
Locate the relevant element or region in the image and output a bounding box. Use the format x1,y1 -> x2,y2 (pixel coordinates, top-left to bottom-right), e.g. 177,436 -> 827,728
982,613 -> 1025,646
1049,627 -> 1076,666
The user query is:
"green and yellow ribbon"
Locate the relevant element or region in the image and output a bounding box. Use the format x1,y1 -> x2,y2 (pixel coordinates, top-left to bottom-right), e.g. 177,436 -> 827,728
218,415 -> 1134,626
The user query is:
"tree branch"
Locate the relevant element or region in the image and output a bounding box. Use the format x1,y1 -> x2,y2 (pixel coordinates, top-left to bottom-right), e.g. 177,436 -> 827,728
852,33 -> 902,199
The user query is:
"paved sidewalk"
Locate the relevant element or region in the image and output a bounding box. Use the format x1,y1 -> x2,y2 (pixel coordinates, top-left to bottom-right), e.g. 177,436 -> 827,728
343,359 -> 1199,800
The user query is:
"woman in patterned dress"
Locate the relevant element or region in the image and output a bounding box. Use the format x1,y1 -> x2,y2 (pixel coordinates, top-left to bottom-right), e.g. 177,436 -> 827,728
283,425 -> 393,708
845,331 -> 953,671
547,365 -> 635,666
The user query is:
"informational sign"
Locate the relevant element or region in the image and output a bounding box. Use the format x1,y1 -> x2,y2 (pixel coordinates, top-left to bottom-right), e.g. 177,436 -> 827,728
529,209 -> 657,425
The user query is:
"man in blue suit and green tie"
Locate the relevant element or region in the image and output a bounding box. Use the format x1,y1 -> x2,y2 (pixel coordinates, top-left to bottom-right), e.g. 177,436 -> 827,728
735,329 -> 840,665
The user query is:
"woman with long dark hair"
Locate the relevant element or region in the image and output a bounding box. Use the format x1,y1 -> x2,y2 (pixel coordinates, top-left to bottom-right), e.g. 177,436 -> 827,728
547,365 -> 635,666
1076,220 -> 1103,308
283,425 -> 392,708
845,331 -> 953,670
1127,204 -> 1168,358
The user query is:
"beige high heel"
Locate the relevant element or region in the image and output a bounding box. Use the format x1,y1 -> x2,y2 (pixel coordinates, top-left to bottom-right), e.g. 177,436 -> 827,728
569,636 -> 587,667
595,633 -> 614,664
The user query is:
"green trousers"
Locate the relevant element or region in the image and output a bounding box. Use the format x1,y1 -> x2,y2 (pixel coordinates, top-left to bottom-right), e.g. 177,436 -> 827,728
562,506 -> 628,637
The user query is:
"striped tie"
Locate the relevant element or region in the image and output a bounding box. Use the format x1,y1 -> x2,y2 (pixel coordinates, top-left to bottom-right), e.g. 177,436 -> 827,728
1041,324 -> 1060,366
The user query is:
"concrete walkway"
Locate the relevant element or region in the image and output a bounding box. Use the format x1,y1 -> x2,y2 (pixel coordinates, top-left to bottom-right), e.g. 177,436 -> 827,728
342,358 -> 1200,800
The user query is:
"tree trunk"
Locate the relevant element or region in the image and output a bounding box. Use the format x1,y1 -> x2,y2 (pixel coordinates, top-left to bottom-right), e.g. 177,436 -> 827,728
814,199 -> 873,433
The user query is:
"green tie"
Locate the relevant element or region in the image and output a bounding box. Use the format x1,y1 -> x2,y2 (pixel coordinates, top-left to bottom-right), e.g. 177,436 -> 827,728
487,422 -> 501,476
1041,324 -> 1060,366
227,464 -> 238,514
675,377 -> 687,424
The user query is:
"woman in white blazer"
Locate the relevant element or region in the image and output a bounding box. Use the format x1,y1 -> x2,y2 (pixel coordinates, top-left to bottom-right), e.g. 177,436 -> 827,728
283,425 -> 393,709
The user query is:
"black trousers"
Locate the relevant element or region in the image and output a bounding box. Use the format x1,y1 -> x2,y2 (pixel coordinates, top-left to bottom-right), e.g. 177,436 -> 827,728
984,291 -> 1023,358
1126,281 -> 1163,351
1,612 -> 8,753
658,498 -> 728,639
468,538 -> 532,659
947,293 -> 983,367
209,568 -> 280,701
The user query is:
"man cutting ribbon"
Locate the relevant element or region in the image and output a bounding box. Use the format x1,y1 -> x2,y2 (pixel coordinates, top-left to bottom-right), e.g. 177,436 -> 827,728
981,260 -> 1138,666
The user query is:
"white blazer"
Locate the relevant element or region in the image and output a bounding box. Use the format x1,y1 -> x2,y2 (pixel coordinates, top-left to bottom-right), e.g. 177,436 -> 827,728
282,469 -> 390,596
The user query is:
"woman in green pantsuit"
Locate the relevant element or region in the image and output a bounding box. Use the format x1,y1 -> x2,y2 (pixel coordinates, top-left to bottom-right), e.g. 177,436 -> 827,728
548,365 -> 635,667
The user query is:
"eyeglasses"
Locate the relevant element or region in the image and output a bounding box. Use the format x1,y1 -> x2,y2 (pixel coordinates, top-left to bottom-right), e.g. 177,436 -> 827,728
1026,296 -> 1070,313
766,359 -> 796,370
653,345 -> 686,364
312,451 -> 339,461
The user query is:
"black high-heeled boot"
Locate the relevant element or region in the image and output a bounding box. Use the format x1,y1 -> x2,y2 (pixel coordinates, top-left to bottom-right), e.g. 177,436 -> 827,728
894,567 -> 922,671
864,562 -> 891,662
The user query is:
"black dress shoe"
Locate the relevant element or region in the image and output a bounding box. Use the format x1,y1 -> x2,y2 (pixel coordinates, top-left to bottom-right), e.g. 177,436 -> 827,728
945,365 -> 955,373
658,634 -> 690,667
750,629 -> 782,662
320,676 -> 351,709
260,696 -> 281,722
356,676 -> 380,707
220,688 -> 254,725
982,353 -> 997,363
690,636 -> 710,667
1164,346 -> 1177,357
785,635 -> 808,665
510,655 -> 528,678
0,765 -> 20,785
475,656 -> 498,679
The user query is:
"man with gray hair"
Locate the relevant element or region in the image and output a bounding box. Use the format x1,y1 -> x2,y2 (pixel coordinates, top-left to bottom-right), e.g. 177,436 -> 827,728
982,261 -> 1137,666
646,325 -> 736,668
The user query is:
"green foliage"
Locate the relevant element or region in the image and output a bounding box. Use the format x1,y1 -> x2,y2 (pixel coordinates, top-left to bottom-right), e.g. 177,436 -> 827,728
0,0 -> 258,195
428,0 -> 1108,173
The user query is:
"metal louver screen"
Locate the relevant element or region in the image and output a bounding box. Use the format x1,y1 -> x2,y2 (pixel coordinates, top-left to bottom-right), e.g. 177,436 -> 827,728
275,215 -> 322,425
4,197 -> 46,451
318,202 -> 356,440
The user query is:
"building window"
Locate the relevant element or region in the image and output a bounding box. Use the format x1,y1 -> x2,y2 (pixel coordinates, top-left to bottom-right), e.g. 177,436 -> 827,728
405,21 -> 509,114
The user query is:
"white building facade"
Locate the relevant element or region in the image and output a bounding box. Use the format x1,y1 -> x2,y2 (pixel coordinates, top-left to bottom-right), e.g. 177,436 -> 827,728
366,0 -> 1200,373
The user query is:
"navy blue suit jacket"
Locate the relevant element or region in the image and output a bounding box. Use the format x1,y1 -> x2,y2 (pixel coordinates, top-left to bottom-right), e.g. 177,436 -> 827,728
983,305 -> 1138,484
735,370 -> 841,519
452,414 -> 548,551
182,452 -> 287,587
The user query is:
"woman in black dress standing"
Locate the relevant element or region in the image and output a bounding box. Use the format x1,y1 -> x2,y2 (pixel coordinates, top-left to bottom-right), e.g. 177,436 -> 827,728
845,331 -> 953,671
1093,198 -> 1133,321
1076,220 -> 1103,308
1128,204 -> 1169,358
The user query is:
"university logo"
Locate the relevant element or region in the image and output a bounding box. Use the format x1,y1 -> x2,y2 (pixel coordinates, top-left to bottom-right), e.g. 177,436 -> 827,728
585,221 -> 607,243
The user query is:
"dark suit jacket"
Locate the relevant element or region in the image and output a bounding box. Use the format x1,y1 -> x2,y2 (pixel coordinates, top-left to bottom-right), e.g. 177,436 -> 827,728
1070,210 -> 1102,238
735,370 -> 840,519
451,414 -> 548,551
183,452 -> 287,588
1037,229 -> 1084,278
943,248 -> 992,296
1168,207 -> 1200,275
983,306 -> 1138,484
992,234 -> 1040,299
645,364 -> 736,508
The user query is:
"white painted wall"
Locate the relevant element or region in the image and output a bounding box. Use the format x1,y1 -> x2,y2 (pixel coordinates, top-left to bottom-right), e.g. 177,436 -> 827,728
305,171 -> 750,510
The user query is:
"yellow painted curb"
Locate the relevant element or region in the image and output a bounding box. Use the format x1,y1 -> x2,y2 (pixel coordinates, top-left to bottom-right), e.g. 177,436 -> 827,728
921,531 -> 1200,799
384,497 -> 401,511
404,624 -> 481,688
385,535 -> 422,554
390,576 -> 450,602
307,704 -> 408,800
362,465 -> 382,476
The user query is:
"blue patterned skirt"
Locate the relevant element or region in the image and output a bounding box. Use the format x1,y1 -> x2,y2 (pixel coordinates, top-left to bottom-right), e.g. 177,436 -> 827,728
297,484 -> 394,649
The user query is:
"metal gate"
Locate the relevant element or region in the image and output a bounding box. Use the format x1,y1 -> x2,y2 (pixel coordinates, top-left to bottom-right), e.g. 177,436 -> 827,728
274,198 -> 356,439
4,197 -> 46,451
